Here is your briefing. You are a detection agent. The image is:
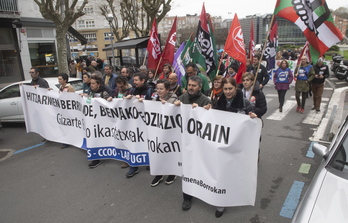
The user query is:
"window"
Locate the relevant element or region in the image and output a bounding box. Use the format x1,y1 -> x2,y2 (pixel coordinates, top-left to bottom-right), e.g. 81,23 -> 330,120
83,33 -> 97,42
78,20 -> 94,28
84,6 -> 93,15
104,32 -> 114,41
328,128 -> 348,173
78,20 -> 85,28
86,20 -> 95,28
0,84 -> 20,99
28,42 -> 57,66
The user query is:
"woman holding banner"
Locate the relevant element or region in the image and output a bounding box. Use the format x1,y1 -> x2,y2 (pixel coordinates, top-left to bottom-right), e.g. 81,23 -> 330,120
58,73 -> 75,93
205,77 -> 257,218
81,72 -> 91,96
205,75 -> 223,108
87,75 -> 112,168
138,79 -> 178,187
273,60 -> 294,112
58,73 -> 75,149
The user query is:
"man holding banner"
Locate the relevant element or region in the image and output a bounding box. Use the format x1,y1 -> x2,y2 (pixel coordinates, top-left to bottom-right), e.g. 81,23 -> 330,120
180,62 -> 210,94
124,72 -> 154,178
174,75 -> 211,211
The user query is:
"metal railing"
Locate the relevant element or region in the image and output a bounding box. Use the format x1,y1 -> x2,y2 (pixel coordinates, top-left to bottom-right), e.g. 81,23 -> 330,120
0,0 -> 18,12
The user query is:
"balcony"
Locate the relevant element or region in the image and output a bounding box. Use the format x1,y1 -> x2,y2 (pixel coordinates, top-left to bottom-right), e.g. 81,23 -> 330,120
0,0 -> 18,12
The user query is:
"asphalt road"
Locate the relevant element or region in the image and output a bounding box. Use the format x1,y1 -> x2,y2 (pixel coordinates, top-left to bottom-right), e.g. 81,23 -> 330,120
0,77 -> 346,223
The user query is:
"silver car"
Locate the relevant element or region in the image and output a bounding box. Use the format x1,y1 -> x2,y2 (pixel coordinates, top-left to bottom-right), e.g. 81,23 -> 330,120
292,116 -> 348,222
0,78 -> 83,122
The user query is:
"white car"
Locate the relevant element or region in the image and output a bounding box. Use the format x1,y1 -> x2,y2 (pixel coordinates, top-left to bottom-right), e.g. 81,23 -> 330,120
0,78 -> 83,122
292,116 -> 348,222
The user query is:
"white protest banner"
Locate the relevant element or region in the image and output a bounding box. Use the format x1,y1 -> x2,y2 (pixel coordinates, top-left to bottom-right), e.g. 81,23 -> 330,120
21,85 -> 262,207
180,105 -> 261,207
21,85 -> 149,166
140,101 -> 262,207
135,101 -> 184,176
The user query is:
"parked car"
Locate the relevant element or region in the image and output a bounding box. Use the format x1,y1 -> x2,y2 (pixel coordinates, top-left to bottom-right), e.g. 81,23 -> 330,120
0,78 -> 83,122
292,116 -> 348,223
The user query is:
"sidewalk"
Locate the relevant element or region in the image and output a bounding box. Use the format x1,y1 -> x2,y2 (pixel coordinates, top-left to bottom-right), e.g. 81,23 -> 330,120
312,86 -> 348,142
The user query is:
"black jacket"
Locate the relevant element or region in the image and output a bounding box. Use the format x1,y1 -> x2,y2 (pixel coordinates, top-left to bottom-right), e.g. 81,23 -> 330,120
238,83 -> 267,118
312,64 -> 329,84
131,83 -> 153,100
214,89 -> 253,114
248,64 -> 269,87
31,76 -> 49,88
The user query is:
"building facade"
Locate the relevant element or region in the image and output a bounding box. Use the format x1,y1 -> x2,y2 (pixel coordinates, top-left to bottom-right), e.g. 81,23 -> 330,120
0,0 -> 23,83
69,2 -> 113,61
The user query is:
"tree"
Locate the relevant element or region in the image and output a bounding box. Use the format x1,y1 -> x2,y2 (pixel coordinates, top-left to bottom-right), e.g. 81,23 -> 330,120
177,26 -> 195,45
333,7 -> 348,19
100,0 -> 172,40
99,0 -> 130,41
34,0 -> 88,74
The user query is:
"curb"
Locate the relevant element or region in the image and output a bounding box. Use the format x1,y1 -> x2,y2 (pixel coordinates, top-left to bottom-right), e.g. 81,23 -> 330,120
312,86 -> 348,142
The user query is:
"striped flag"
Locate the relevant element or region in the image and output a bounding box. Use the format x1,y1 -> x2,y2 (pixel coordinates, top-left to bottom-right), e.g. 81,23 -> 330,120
194,4 -> 217,78
274,0 -> 343,58
297,41 -> 311,64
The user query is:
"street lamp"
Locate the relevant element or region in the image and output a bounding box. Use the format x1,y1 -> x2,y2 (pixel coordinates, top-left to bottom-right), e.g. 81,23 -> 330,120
106,13 -> 115,66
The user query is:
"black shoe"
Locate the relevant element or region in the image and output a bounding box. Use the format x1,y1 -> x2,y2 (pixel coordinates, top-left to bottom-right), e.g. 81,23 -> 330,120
88,160 -> 101,168
279,107 -> 282,112
215,210 -> 224,218
182,200 -> 192,210
165,175 -> 177,185
151,175 -> 164,187
126,167 -> 139,178
316,109 -> 320,112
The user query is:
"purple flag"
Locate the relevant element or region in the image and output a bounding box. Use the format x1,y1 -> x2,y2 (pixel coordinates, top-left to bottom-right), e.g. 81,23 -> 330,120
173,42 -> 185,84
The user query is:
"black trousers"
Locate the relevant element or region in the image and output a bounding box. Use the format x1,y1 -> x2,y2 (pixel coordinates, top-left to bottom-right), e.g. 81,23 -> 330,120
295,91 -> 307,108
277,90 -> 287,107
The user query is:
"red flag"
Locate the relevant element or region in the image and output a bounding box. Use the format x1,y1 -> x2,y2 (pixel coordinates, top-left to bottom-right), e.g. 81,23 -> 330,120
146,18 -> 161,70
297,41 -> 311,64
159,17 -> 177,67
248,19 -> 255,61
224,14 -> 246,84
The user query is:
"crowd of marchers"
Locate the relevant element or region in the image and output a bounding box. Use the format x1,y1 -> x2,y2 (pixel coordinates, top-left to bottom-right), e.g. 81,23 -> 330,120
28,51 -> 328,218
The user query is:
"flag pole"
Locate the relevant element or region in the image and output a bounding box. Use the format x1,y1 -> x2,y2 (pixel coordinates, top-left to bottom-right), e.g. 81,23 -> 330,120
154,56 -> 163,79
249,14 -> 276,100
142,50 -> 148,66
215,51 -> 225,77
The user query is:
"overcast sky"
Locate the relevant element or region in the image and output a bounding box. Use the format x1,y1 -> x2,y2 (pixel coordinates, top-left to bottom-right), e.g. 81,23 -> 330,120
167,0 -> 348,19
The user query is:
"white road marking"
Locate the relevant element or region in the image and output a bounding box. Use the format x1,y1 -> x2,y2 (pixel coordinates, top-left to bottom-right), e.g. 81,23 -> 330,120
266,94 -> 278,97
302,103 -> 327,125
266,100 -> 297,121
